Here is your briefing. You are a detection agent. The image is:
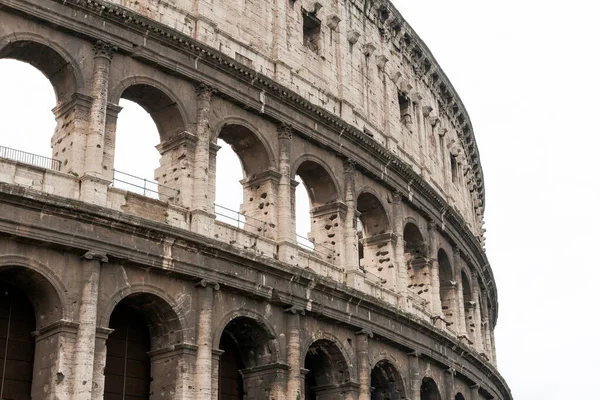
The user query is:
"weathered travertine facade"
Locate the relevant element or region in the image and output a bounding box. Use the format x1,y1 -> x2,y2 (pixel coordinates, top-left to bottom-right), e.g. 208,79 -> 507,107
0,0 -> 510,399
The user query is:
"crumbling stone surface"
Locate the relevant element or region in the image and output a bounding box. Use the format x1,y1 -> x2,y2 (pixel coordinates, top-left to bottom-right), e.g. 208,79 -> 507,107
0,0 -> 509,399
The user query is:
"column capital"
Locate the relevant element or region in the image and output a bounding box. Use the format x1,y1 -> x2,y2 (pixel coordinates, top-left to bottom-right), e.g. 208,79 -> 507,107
277,123 -> 293,140
82,251 -> 108,263
284,305 -> 306,315
195,278 -> 220,291
93,40 -> 117,60
444,367 -> 456,376
195,81 -> 217,97
407,350 -> 422,358
354,328 -> 373,338
343,158 -> 356,173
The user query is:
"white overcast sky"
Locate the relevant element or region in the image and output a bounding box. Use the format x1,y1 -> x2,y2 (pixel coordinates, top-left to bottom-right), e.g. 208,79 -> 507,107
1,1 -> 599,399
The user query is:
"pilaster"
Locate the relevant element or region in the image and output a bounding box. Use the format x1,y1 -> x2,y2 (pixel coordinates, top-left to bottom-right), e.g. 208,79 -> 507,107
355,329 -> 372,400
285,306 -> 305,400
276,124 -> 298,264
195,279 -> 220,399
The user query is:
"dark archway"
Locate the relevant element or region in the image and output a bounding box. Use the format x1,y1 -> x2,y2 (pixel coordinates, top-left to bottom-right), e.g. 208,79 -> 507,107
455,393 -> 466,400
356,192 -> 392,280
420,377 -> 442,400
304,339 -> 350,398
370,360 -> 406,399
104,303 -> 151,400
0,282 -> 36,400
356,192 -> 390,237
217,316 -> 278,399
218,331 -> 245,400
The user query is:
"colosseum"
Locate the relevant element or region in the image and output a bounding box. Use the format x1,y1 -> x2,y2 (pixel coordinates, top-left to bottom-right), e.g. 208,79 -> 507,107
0,0 -> 511,399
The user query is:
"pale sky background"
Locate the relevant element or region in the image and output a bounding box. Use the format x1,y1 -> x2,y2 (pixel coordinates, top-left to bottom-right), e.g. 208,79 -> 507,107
1,1 -> 599,398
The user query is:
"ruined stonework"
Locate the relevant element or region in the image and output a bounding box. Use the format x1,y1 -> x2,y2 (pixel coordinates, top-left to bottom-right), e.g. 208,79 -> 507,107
0,0 -> 510,399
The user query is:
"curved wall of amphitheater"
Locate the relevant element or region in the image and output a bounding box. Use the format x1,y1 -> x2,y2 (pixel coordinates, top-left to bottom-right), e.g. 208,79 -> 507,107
0,0 -> 510,399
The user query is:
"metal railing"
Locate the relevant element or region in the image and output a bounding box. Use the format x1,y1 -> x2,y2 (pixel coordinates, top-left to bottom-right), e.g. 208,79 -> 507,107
111,169 -> 179,201
214,203 -> 267,232
296,233 -> 336,261
0,145 -> 61,171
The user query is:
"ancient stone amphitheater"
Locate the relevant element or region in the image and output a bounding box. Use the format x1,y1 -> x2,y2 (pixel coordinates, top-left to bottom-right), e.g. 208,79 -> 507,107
0,0 -> 511,399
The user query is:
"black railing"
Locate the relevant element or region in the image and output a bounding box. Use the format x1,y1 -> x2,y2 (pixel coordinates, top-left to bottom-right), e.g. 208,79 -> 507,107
111,169 -> 179,201
214,203 -> 267,232
0,145 -> 61,171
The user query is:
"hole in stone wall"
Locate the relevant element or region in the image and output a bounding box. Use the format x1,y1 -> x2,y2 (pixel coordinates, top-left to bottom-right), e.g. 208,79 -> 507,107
303,10 -> 321,54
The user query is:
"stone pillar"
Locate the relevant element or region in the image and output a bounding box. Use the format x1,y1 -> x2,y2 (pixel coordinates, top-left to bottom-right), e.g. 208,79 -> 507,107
285,306 -> 304,400
428,222 -> 443,320
443,368 -> 455,400
149,344 -> 197,400
355,329 -> 372,400
100,103 -> 122,182
195,279 -> 220,398
310,202 -> 347,266
240,169 -> 281,239
391,190 -> 408,303
276,124 -> 298,264
91,327 -> 113,400
360,233 -> 397,291
454,247 -> 467,336
191,83 -> 217,235
241,363 -> 289,400
211,349 -> 224,400
480,291 -> 492,359
471,285 -> 483,352
344,160 -> 364,290
81,41 -> 116,205
470,384 -> 481,400
407,351 -> 421,400
72,251 -> 106,400
155,131 -> 198,205
31,320 -> 79,400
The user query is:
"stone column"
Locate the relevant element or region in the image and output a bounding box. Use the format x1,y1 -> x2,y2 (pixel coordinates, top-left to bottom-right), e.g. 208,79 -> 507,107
454,247 -> 467,336
471,285 -> 483,352
72,251 -> 107,400
195,279 -> 220,398
191,82 -> 218,235
344,160 -> 365,290
285,306 -> 304,400
407,351 -> 421,400
81,41 -> 116,205
155,131 -> 198,205
276,124 -> 298,264
470,383 -> 481,400
100,103 -> 122,182
391,190 -> 408,304
211,349 -> 224,400
355,329 -> 372,400
428,222 -> 442,319
443,368 -> 455,400
91,327 -> 113,400
480,291 -> 492,359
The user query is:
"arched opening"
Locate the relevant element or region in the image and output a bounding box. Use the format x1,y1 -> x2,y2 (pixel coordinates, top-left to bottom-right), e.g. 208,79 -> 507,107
438,249 -> 456,328
104,292 -> 184,400
461,270 -> 475,340
370,360 -> 406,400
0,40 -> 77,173
0,265 -> 65,400
294,160 -> 339,259
455,393 -> 466,400
104,303 -> 151,400
356,193 -> 393,286
404,223 -> 430,300
217,316 -> 279,399
420,377 -> 441,400
0,282 -> 36,400
110,84 -> 186,202
216,124 -> 275,237
304,339 -> 350,398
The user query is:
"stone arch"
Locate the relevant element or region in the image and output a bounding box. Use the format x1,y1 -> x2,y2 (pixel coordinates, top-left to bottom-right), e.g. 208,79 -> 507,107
110,76 -> 190,141
438,248 -> 456,326
304,338 -> 352,398
100,284 -> 188,349
0,255 -> 66,329
214,118 -> 275,177
292,155 -> 341,207
404,222 -> 430,300
461,269 -> 476,340
455,393 -> 466,400
420,377 -> 442,400
300,331 -> 355,375
370,359 -> 407,399
356,190 -> 390,236
0,33 -> 83,102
